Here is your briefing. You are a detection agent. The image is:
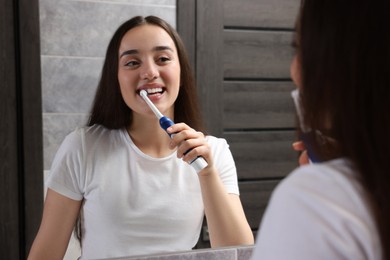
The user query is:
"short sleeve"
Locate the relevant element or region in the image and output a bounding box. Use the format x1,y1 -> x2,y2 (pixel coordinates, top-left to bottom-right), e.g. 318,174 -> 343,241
45,128 -> 86,201
207,136 -> 239,195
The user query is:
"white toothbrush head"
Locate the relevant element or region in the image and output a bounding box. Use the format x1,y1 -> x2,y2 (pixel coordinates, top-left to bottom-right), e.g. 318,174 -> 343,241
139,90 -> 163,119
291,89 -> 310,133
140,89 -> 148,98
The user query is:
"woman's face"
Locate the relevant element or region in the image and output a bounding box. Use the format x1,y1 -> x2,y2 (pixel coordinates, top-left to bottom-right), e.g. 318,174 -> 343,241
118,24 -> 181,118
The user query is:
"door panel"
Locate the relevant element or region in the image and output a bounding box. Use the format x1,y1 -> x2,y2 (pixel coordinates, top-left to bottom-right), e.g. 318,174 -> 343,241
223,81 -> 295,129
177,0 -> 300,247
224,30 -> 294,79
224,131 -> 298,180
224,0 -> 300,28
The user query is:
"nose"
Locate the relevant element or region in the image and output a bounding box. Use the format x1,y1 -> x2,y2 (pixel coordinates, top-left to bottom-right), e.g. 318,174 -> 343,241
140,60 -> 159,81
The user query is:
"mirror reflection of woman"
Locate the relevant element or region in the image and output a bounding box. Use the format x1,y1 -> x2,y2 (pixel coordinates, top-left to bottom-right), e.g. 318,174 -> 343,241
251,1 -> 390,259
28,16 -> 253,260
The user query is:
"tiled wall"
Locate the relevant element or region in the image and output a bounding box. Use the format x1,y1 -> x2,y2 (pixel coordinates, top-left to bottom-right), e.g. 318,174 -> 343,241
40,0 -> 176,172
39,0 -> 176,258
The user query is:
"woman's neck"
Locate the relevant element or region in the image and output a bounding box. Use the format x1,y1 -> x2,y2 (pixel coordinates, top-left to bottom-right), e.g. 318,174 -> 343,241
127,114 -> 174,158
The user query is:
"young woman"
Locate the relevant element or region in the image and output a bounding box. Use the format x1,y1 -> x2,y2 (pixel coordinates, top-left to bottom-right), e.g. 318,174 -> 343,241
29,16 -> 253,259
251,1 -> 389,259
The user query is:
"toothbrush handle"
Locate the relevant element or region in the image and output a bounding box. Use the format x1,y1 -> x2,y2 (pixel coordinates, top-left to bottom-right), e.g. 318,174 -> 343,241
300,132 -> 320,163
189,156 -> 208,172
159,117 -> 175,138
159,117 -> 208,172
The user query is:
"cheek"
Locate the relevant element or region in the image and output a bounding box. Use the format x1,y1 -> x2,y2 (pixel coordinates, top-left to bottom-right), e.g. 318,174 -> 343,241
118,71 -> 136,91
175,65 -> 181,86
290,56 -> 302,88
117,72 -> 138,108
164,65 -> 181,86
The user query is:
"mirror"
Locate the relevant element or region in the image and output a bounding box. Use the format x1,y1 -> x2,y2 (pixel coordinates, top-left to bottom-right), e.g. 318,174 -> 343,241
40,0 -> 300,259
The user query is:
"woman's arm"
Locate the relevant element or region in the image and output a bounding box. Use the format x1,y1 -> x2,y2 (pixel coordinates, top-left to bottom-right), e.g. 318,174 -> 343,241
28,188 -> 82,260
167,123 -> 254,247
198,167 -> 254,247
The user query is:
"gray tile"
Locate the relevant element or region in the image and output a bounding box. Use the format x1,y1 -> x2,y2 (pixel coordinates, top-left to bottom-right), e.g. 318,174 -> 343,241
40,0 -> 176,56
41,56 -> 103,113
43,113 -> 89,170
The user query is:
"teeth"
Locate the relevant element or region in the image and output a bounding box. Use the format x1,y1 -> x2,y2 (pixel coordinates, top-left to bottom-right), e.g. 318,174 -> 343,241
146,88 -> 163,94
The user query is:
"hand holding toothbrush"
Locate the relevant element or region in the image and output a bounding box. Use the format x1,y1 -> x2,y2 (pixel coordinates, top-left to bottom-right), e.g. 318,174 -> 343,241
166,122 -> 212,173
140,90 -> 209,172
292,141 -> 310,165
291,89 -> 321,163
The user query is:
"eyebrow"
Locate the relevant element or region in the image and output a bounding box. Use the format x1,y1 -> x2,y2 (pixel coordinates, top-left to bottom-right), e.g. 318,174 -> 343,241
119,46 -> 174,58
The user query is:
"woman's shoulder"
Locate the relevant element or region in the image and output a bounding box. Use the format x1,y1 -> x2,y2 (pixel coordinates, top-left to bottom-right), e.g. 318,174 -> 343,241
260,158 -> 381,259
60,124 -> 124,152
73,124 -> 119,135
205,135 -> 228,146
68,124 -> 123,140
283,158 -> 357,192
274,158 -> 374,226
205,135 -> 231,155
254,158 -> 381,260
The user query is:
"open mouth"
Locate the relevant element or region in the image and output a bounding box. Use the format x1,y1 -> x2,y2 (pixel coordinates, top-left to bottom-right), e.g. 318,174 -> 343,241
138,87 -> 165,96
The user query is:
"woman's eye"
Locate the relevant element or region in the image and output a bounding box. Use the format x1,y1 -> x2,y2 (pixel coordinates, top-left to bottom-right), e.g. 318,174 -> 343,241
125,60 -> 140,67
157,56 -> 171,63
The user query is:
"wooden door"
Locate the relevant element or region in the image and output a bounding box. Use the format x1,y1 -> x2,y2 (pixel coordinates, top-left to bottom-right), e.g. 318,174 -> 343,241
177,0 -> 300,247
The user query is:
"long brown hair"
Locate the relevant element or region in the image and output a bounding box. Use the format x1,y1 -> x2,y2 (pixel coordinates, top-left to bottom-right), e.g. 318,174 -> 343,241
76,15 -> 205,245
87,16 -> 205,132
297,0 -> 390,258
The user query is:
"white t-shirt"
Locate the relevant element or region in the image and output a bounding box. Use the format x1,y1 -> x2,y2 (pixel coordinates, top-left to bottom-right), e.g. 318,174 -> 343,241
250,158 -> 381,260
46,124 -> 239,259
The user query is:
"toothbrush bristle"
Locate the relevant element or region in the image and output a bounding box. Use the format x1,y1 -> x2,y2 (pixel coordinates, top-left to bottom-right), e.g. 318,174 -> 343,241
140,90 -> 147,97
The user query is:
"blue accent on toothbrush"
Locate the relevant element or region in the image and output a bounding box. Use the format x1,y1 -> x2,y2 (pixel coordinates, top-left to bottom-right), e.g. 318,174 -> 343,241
300,132 -> 320,163
159,116 -> 175,138
291,89 -> 321,163
140,90 -> 208,172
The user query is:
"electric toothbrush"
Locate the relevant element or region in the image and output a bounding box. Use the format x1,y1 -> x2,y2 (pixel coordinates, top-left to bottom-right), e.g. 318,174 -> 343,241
140,90 -> 208,172
291,89 -> 320,163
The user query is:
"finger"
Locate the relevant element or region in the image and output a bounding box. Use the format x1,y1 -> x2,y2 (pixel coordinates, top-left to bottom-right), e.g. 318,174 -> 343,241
299,150 -> 310,165
292,141 -> 306,151
169,129 -> 204,148
166,123 -> 190,134
176,137 -> 205,158
182,145 -> 211,165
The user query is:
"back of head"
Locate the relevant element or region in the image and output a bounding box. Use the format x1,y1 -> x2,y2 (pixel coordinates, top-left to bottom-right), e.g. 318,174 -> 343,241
297,0 -> 390,258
